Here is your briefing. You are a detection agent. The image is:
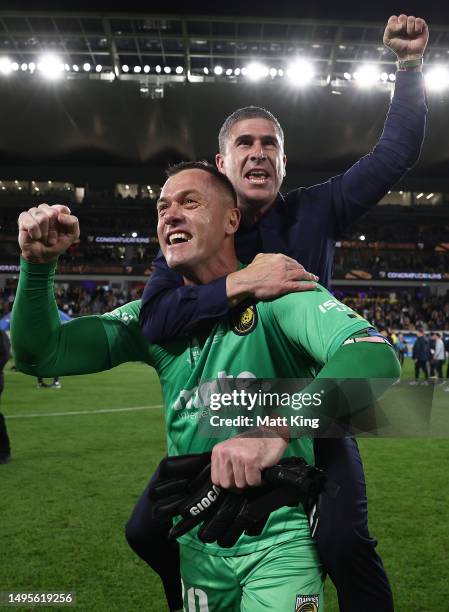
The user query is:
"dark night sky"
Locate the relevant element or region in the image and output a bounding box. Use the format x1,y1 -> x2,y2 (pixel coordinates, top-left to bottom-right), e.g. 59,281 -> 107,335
2,1 -> 448,24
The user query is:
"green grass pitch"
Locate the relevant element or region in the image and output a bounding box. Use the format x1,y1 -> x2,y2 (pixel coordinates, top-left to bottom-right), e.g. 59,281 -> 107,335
1,360 -> 448,611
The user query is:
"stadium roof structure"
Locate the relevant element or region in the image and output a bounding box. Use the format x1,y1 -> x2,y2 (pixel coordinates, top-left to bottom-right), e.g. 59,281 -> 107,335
1,11 -> 448,87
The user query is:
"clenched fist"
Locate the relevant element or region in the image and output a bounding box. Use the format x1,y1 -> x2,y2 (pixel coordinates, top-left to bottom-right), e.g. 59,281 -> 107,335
18,203 -> 80,264
383,14 -> 429,60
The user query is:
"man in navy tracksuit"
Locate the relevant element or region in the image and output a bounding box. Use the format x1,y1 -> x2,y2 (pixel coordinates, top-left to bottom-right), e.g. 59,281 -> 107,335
129,15 -> 428,612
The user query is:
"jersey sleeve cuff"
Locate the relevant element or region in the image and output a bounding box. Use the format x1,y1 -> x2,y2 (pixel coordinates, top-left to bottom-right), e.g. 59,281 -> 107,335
20,257 -> 57,275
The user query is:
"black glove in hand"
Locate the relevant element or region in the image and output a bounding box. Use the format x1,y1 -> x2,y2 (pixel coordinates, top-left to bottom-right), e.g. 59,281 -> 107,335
149,454 -> 330,548
149,452 -> 224,539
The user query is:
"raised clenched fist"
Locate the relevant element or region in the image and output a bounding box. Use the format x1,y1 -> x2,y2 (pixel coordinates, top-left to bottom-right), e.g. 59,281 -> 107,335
383,14 -> 429,60
18,203 -> 80,264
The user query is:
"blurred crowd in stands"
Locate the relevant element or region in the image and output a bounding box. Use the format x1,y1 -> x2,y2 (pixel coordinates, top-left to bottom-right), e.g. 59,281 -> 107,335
333,289 -> 449,331
1,283 -> 448,331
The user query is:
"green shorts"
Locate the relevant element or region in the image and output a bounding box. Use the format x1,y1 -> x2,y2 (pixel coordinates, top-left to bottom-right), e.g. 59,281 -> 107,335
180,536 -> 324,612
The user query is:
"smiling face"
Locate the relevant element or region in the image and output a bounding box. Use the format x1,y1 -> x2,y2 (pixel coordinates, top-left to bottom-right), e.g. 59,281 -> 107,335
216,117 -> 286,213
157,168 -> 240,283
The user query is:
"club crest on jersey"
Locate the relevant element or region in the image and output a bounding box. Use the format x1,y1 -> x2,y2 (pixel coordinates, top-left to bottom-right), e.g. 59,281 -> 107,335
295,594 -> 320,612
232,305 -> 258,336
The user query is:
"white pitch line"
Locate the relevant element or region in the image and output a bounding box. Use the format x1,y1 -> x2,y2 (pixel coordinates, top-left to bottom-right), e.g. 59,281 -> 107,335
6,404 -> 164,419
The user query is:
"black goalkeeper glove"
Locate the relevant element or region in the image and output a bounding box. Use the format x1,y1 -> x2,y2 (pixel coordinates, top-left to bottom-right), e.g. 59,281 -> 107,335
149,454 -> 335,548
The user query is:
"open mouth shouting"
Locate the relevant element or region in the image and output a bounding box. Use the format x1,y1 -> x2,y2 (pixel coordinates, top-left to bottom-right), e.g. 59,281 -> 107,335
244,168 -> 270,185
166,231 -> 193,246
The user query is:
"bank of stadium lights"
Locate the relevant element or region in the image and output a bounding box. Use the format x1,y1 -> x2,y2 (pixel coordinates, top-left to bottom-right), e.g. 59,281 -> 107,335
425,66 -> 449,91
0,57 -> 12,75
353,65 -> 381,87
37,54 -> 64,79
286,60 -> 315,86
246,62 -> 269,81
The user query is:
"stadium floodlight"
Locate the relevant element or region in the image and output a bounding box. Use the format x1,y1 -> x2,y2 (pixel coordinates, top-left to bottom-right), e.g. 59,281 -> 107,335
163,66 -> 171,74
269,67 -> 277,78
214,65 -> 223,75
425,66 -> 449,91
0,57 -> 13,75
175,66 -> 183,74
225,68 -> 233,76
21,62 -> 28,71
286,60 -> 315,86
343,72 -> 351,80
134,65 -> 142,73
359,235 -> 366,241
234,67 -> 241,76
155,65 -> 161,73
143,65 -> 150,73
416,192 -> 424,199
38,54 -> 64,79
131,232 -> 138,238
95,64 -> 102,72
122,64 -> 129,72
353,65 -> 380,87
245,62 -> 269,81
73,64 -> 79,72
388,73 -> 396,82
278,68 -> 284,77
426,193 -> 434,199
11,62 -> 19,71
83,62 -> 91,72
203,67 -> 209,75
380,72 -> 388,81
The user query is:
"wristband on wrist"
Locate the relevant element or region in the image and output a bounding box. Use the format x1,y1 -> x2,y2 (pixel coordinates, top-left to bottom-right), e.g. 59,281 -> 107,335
396,57 -> 423,71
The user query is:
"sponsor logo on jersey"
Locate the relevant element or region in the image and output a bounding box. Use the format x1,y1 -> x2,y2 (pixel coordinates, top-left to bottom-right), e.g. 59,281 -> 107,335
318,299 -> 348,314
173,370 -> 257,411
232,305 -> 258,336
295,594 -> 319,612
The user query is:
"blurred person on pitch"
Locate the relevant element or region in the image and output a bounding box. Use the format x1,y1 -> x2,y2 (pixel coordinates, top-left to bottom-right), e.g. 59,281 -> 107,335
0,329 -> 12,464
430,332 -> 445,380
445,334 -> 449,379
412,327 -> 431,383
396,333 -> 408,366
136,14 -> 428,612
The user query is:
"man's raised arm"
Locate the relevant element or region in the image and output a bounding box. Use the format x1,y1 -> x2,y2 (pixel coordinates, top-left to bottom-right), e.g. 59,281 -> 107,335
326,14 -> 428,235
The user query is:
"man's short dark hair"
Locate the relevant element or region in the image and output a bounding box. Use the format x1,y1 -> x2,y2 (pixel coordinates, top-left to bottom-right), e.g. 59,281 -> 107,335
166,160 -> 237,207
218,106 -> 284,154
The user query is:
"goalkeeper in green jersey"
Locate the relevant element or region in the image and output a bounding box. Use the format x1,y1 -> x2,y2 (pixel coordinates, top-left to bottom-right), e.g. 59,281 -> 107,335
12,162 -> 400,612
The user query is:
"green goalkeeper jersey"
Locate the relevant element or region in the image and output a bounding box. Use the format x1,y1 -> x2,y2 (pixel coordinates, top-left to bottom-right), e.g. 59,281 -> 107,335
12,260 -> 375,556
